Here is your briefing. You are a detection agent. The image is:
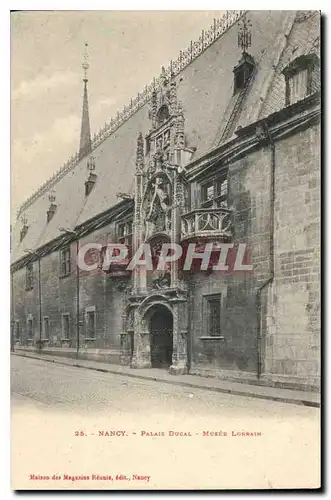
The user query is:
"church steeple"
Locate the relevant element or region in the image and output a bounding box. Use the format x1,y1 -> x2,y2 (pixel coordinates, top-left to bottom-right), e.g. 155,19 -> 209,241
79,42 -> 92,160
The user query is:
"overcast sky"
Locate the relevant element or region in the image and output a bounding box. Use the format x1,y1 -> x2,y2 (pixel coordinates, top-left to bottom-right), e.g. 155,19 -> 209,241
11,10 -> 221,215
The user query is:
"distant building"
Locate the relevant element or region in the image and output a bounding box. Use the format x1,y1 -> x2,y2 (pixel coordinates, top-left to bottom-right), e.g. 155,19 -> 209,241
11,11 -> 320,390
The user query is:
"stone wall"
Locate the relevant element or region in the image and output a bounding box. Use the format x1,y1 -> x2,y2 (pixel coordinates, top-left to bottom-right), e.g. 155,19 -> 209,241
11,122 -> 320,388
187,121 -> 320,389
188,146 -> 272,380
263,123 -> 320,388
12,222 -> 127,364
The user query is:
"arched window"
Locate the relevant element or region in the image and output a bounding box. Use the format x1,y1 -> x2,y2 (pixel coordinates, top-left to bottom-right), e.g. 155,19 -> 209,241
156,105 -> 170,126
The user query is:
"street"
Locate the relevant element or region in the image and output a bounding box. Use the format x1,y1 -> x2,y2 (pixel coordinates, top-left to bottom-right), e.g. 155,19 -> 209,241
11,355 -> 320,490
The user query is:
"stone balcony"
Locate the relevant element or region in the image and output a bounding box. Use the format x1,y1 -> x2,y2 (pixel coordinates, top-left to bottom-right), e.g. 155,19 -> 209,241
181,207 -> 233,242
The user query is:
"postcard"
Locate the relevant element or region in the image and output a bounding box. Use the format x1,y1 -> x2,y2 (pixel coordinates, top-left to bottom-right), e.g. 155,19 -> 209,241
11,9 -> 321,490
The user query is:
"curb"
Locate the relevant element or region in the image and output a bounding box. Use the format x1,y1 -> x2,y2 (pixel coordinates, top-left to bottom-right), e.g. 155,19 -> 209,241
12,352 -> 321,408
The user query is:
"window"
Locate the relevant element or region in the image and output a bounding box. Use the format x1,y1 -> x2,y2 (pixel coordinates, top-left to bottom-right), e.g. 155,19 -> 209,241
20,225 -> 28,242
43,317 -> 50,339
283,53 -> 320,106
156,129 -> 170,150
59,247 -> 71,277
47,205 -> 56,223
85,173 -> 97,197
201,177 -> 228,209
26,263 -> 34,290
86,309 -> 96,339
14,321 -> 20,341
117,220 -> 133,249
206,295 -> 222,337
27,318 -> 33,340
233,54 -> 255,94
62,314 -> 70,340
234,70 -> 246,92
156,105 -> 170,126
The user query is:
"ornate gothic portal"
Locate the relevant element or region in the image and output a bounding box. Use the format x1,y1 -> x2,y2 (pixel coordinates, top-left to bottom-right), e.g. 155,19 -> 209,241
124,71 -> 194,374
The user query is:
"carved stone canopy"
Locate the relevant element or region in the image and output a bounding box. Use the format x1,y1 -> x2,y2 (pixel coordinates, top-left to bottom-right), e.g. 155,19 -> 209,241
148,73 -> 178,131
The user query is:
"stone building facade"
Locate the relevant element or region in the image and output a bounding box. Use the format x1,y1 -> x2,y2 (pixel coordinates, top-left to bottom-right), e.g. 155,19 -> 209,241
11,11 -> 320,390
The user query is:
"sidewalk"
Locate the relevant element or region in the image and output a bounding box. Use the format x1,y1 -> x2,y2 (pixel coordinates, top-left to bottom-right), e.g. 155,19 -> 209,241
13,350 -> 321,408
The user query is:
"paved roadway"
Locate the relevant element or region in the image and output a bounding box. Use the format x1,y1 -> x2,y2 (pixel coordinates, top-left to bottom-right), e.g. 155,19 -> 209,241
11,355 -> 320,490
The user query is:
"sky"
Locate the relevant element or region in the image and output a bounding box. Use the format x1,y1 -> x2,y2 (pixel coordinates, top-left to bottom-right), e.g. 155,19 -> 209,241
11,10 -> 221,216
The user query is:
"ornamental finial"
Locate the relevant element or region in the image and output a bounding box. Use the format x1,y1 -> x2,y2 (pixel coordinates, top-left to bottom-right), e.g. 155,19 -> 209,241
160,66 -> 167,86
237,17 -> 252,54
87,154 -> 96,172
48,189 -> 56,203
82,41 -> 89,82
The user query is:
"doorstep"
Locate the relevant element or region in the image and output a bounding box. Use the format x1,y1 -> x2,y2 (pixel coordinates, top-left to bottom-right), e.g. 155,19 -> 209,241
12,350 -> 320,408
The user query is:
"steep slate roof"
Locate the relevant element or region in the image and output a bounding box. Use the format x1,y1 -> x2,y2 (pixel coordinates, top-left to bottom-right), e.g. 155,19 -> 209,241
259,10 -> 320,118
11,10 -> 320,264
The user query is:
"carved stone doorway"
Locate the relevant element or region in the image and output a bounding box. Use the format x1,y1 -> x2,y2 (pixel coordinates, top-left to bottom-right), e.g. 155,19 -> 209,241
149,305 -> 173,368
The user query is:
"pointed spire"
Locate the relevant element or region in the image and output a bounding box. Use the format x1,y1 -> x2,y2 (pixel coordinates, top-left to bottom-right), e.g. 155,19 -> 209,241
79,42 -> 92,160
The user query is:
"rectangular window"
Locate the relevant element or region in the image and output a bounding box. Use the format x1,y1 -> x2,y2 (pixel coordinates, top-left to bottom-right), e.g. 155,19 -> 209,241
201,181 -> 214,208
62,314 -> 70,339
14,321 -> 20,341
234,70 -> 245,92
219,179 -> 228,197
283,55 -> 320,107
26,263 -> 34,290
86,310 -> 96,339
43,317 -> 50,339
27,318 -> 33,340
206,295 -> 222,337
206,184 -> 214,201
118,223 -> 125,239
201,176 -> 228,209
117,220 -> 133,249
59,247 -> 71,277
288,69 -> 308,105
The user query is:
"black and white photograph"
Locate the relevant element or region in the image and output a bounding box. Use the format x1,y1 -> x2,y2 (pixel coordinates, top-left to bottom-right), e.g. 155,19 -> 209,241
10,9 -> 321,490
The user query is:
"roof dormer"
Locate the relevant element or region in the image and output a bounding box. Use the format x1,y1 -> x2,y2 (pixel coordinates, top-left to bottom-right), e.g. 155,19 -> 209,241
46,190 -> 57,223
282,53 -> 320,106
233,17 -> 255,94
20,214 -> 29,242
85,155 -> 97,197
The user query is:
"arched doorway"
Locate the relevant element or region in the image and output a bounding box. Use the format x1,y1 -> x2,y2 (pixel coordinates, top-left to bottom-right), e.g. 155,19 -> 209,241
149,306 -> 173,368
